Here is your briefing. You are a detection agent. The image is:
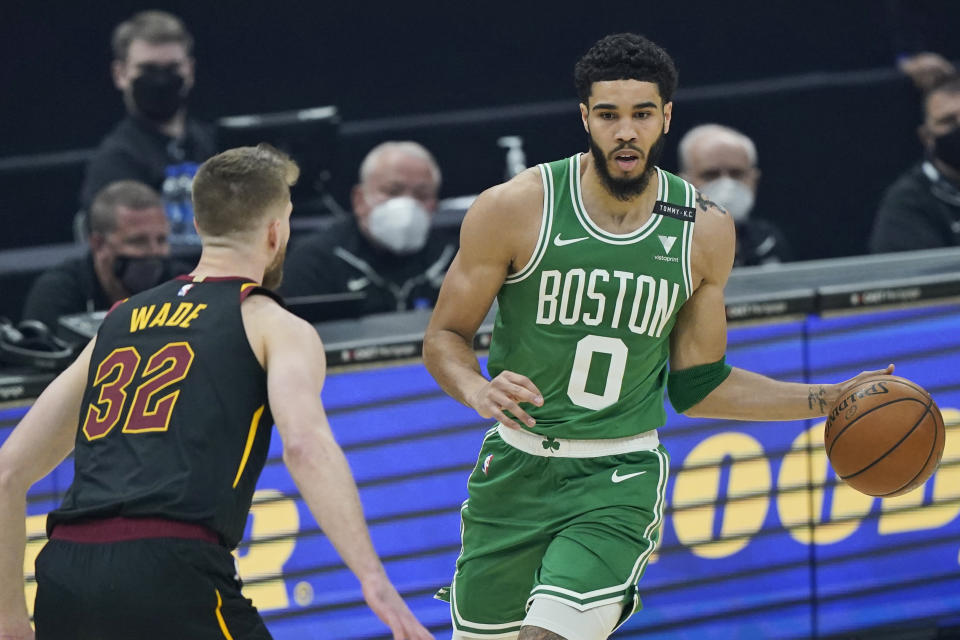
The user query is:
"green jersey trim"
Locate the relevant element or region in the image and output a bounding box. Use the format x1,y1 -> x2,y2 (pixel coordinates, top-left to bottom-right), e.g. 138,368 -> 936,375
569,155 -> 663,244
504,163 -> 555,284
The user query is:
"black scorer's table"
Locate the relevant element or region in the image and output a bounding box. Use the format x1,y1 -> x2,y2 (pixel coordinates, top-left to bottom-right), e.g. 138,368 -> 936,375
2,246 -> 959,400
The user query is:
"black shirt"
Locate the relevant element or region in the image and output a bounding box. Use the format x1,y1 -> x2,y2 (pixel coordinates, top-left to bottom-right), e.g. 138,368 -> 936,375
21,253 -> 190,331
869,162 -> 960,253
21,254 -> 112,329
734,218 -> 792,267
79,114 -> 217,211
48,277 -> 277,548
281,217 -> 458,319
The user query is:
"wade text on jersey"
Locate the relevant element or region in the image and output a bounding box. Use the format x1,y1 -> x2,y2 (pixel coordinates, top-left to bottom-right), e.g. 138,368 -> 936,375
129,302 -> 209,333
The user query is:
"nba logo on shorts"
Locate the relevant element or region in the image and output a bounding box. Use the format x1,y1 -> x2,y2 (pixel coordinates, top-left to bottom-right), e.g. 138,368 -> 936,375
482,454 -> 494,475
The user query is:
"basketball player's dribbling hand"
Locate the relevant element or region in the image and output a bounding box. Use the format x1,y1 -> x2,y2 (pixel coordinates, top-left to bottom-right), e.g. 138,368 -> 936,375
468,371 -> 544,430
835,364 -> 895,399
362,573 -> 434,640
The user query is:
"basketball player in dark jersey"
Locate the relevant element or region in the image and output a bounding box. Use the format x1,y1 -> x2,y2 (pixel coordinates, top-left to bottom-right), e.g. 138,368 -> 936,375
0,145 -> 432,640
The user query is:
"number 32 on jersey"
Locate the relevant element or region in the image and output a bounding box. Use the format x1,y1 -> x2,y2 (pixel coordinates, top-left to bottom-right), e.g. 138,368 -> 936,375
82,341 -> 195,441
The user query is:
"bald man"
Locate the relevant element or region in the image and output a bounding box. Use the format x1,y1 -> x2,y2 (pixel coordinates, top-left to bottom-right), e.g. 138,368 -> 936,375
678,124 -> 791,266
281,141 -> 458,319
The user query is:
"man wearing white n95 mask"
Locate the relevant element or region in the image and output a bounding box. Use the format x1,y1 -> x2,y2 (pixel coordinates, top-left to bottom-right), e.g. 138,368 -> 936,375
282,141 -> 458,318
678,124 -> 792,266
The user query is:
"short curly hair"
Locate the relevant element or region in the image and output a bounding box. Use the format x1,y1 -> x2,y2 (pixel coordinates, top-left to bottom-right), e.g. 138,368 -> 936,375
574,33 -> 679,105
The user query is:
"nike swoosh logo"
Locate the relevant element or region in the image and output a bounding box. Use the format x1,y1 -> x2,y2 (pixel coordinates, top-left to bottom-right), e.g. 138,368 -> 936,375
611,469 -> 647,483
554,233 -> 588,246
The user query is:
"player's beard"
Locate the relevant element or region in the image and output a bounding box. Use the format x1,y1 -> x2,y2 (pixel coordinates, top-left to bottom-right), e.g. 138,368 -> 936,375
588,127 -> 666,201
262,240 -> 287,290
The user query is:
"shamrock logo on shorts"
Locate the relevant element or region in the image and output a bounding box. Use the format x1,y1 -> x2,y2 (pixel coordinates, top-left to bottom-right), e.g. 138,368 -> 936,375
541,436 -> 560,451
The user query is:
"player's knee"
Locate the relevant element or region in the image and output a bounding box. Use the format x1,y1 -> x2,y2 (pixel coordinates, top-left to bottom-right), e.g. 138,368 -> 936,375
517,625 -> 566,640
520,597 -> 622,640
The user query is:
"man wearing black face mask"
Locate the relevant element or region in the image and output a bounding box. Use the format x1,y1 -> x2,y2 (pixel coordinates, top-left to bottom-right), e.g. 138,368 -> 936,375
23,181 -> 174,332
78,11 -> 216,215
869,75 -> 960,253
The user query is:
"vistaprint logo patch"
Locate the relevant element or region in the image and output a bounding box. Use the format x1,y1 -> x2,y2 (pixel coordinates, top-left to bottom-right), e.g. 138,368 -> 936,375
655,235 -> 680,262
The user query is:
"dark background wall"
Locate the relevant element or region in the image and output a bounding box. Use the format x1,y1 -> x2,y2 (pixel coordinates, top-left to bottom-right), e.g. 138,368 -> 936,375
2,0 -> 959,260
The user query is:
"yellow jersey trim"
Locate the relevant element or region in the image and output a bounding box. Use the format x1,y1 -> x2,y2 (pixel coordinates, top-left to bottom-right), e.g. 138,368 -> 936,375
232,405 -> 265,489
215,589 -> 235,640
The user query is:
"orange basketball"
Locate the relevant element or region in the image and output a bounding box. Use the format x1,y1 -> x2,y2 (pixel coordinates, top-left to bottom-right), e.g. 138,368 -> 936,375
824,375 -> 945,497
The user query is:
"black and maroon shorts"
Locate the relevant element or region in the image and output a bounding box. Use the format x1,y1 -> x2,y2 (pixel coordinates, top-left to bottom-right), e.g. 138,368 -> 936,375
34,516 -> 272,640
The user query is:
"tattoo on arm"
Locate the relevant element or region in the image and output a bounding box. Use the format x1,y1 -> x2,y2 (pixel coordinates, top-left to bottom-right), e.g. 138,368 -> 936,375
808,386 -> 828,413
696,191 -> 728,215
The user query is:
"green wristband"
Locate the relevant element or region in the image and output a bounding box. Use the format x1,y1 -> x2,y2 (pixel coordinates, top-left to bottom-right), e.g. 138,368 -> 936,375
667,356 -> 732,414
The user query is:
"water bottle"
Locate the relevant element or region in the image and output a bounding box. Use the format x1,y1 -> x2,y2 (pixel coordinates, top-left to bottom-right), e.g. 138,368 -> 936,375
177,163 -> 200,244
162,165 -> 185,240
497,136 -> 527,179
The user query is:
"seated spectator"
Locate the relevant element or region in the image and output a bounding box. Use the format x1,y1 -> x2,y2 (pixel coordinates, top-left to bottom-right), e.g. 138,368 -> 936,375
870,75 -> 960,253
898,52 -> 956,93
678,124 -> 791,266
23,181 -> 174,329
282,141 -> 457,319
79,10 -> 216,216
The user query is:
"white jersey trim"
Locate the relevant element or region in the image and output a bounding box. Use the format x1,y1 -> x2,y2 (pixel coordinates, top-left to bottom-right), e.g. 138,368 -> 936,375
570,155 -> 663,245
452,579 -> 525,633
524,447 -> 669,611
448,427 -> 521,636
497,423 -> 659,457
618,445 -> 670,629
680,181 -> 696,300
504,164 -> 554,285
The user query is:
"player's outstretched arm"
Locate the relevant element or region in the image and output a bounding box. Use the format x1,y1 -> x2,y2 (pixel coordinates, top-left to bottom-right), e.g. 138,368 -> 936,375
250,300 -> 432,640
423,173 -> 544,430
0,338 -> 96,639
668,196 -> 893,421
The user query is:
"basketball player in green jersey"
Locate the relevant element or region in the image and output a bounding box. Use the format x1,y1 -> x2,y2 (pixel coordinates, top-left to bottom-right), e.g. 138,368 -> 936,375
423,33 -> 890,640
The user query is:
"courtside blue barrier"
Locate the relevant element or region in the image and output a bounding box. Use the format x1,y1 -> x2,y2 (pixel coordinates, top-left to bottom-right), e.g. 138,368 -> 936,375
3,301 -> 959,639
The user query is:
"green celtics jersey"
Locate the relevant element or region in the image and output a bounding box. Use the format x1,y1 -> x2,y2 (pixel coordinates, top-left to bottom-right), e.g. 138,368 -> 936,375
487,154 -> 696,439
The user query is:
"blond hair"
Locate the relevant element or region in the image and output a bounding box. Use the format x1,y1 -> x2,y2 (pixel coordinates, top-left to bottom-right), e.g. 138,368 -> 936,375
192,145 -> 300,236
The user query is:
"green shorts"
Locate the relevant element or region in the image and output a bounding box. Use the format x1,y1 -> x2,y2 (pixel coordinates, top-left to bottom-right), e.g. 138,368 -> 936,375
437,425 -> 670,637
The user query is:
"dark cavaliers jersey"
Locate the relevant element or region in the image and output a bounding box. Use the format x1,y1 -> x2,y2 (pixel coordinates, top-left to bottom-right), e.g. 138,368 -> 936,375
47,276 -> 280,549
